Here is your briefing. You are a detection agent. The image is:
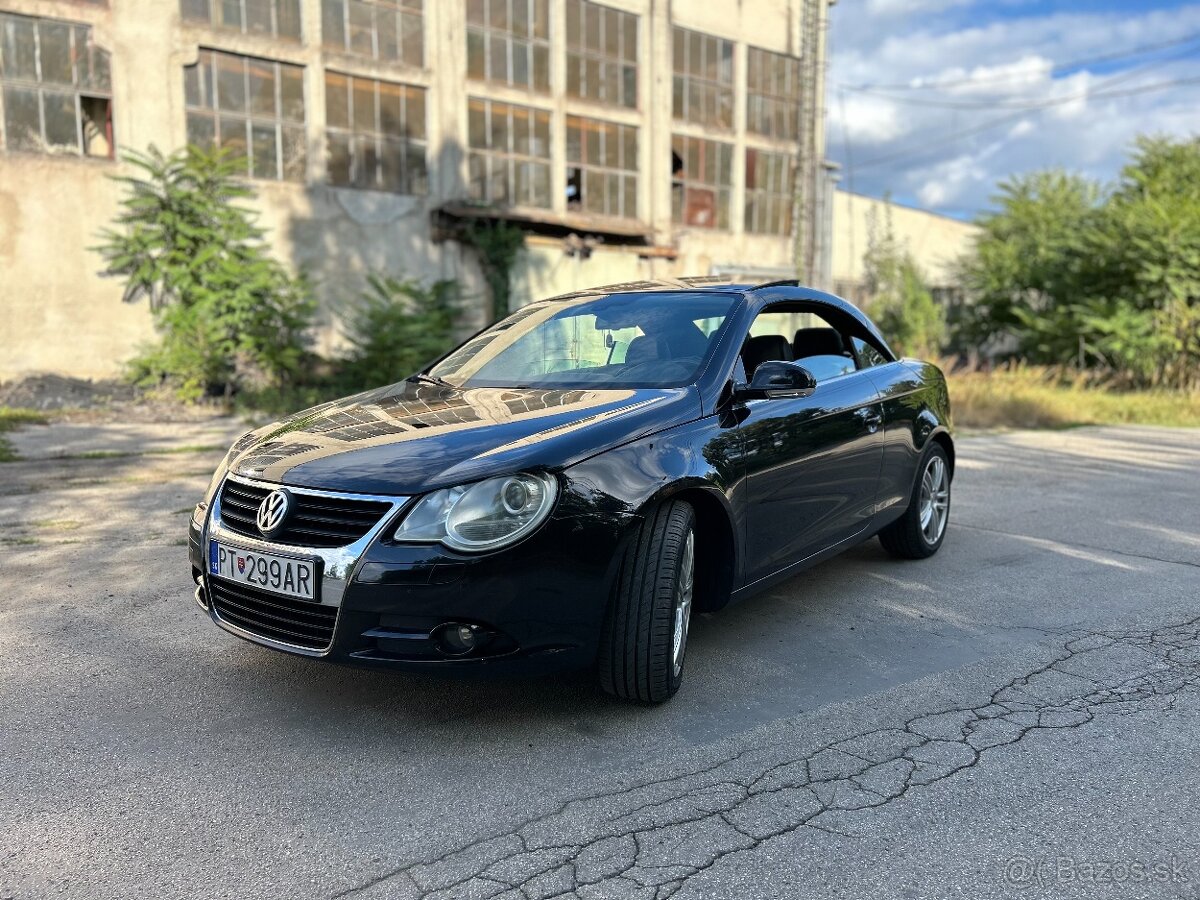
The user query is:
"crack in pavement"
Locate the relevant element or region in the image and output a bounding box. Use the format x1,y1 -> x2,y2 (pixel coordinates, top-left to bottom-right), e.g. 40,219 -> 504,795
332,618 -> 1200,900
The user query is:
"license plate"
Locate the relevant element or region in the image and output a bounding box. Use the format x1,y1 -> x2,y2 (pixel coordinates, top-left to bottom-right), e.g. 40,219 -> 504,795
208,541 -> 317,601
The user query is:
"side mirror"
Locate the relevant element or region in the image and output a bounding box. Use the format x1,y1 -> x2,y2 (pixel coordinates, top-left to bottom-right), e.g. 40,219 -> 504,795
733,360 -> 817,401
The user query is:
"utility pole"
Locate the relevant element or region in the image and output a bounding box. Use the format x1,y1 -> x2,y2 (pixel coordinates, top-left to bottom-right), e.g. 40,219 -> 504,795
794,0 -> 833,286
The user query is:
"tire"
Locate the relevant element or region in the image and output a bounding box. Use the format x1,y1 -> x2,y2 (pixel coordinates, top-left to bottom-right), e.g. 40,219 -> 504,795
598,500 -> 696,704
878,443 -> 951,560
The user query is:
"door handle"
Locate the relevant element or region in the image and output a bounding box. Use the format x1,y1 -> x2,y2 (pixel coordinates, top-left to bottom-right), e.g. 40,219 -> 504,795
863,408 -> 883,433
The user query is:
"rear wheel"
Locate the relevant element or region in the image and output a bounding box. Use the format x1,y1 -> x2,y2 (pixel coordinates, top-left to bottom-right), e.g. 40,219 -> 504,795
879,444 -> 951,559
598,500 -> 695,703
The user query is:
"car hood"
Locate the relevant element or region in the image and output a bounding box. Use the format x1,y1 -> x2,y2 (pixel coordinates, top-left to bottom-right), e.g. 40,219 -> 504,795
229,381 -> 701,495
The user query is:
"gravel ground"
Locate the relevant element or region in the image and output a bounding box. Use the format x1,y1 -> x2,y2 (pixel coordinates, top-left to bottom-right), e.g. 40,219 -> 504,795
0,422 -> 1197,900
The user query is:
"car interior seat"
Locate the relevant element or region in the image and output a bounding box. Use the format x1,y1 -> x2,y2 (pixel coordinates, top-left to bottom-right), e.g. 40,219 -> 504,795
741,334 -> 794,376
792,327 -> 847,361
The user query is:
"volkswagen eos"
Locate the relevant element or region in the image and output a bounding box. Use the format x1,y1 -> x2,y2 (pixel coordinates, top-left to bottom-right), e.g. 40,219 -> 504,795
189,280 -> 954,702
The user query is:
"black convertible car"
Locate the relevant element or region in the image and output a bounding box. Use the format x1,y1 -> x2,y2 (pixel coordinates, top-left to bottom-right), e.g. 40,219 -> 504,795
189,280 -> 953,702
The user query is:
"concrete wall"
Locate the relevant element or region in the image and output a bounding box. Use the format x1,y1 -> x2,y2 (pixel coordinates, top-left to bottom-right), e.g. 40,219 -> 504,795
0,0 -> 827,380
830,190 -> 980,299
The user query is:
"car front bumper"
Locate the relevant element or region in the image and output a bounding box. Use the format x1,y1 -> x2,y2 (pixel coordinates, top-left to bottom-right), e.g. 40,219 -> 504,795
188,475 -> 632,676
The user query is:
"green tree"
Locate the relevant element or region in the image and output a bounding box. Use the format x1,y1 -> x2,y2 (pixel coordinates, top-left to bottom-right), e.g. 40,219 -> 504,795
341,274 -> 462,388
1088,136 -> 1200,387
94,145 -> 315,400
863,204 -> 946,359
954,170 -> 1099,355
956,138 -> 1200,388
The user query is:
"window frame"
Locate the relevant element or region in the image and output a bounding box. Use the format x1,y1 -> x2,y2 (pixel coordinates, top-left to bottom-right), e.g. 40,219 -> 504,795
180,0 -> 303,42
324,70 -> 427,195
671,25 -> 734,130
466,95 -> 552,209
745,45 -> 801,140
566,114 -> 638,220
0,12 -> 114,159
564,0 -> 637,110
320,0 -> 424,68
744,147 -> 794,236
671,134 -> 733,230
183,48 -> 307,183
465,0 -> 550,93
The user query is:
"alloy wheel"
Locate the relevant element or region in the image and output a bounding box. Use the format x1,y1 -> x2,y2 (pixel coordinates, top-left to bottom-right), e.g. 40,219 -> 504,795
919,455 -> 950,544
671,529 -> 695,678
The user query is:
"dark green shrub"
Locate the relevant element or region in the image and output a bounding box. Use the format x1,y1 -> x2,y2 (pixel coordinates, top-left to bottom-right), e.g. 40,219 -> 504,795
94,145 -> 316,401
341,275 -> 462,389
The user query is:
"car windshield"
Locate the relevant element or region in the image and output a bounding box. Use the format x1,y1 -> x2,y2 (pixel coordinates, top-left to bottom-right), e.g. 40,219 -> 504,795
427,291 -> 739,389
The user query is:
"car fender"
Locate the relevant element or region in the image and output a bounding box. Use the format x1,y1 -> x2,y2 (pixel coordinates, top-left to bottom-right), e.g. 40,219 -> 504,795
563,413 -> 744,611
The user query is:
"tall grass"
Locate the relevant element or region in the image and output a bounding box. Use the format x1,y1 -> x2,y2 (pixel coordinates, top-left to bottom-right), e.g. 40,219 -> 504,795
946,364 -> 1200,429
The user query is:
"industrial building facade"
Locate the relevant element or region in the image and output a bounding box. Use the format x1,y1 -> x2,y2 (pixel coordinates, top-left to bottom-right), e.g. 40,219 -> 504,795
0,0 -> 833,379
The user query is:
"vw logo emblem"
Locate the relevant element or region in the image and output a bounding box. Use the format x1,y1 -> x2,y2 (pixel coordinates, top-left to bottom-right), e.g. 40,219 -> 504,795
256,489 -> 292,537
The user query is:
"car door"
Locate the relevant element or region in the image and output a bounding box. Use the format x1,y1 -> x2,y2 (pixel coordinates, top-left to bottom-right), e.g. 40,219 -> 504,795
736,310 -> 885,586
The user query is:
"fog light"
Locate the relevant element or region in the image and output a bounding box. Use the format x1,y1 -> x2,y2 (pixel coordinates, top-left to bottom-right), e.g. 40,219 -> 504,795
434,622 -> 484,656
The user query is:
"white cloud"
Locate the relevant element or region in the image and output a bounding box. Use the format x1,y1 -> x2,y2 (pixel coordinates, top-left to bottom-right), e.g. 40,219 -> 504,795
827,1 -> 1200,214
865,0 -> 971,16
1007,119 -> 1035,139
913,55 -> 1053,92
829,93 -> 905,144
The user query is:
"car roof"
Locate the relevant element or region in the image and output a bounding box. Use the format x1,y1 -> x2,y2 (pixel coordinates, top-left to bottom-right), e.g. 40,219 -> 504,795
542,278 -> 894,358
542,276 -> 757,301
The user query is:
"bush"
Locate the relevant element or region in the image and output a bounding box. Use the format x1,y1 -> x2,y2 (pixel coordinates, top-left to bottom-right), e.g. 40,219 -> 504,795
956,137 -> 1200,389
94,145 -> 316,401
340,275 -> 462,389
862,203 -> 946,358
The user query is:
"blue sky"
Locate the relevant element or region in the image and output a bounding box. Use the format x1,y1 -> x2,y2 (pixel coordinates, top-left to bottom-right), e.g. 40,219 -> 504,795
827,0 -> 1200,218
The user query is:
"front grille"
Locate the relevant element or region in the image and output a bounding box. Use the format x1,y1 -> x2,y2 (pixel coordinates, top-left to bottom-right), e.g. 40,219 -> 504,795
209,578 -> 336,650
219,479 -> 392,548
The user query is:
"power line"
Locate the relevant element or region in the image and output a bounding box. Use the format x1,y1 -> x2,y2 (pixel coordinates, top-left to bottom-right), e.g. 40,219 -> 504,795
849,74 -> 1200,171
842,45 -> 1200,110
839,29 -> 1200,93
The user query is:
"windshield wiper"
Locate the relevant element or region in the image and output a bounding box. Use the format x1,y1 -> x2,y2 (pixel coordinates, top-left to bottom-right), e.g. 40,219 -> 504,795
407,373 -> 454,387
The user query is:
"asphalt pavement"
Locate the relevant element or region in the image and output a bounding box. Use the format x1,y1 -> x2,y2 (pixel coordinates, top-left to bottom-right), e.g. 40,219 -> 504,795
1,421 -> 1198,900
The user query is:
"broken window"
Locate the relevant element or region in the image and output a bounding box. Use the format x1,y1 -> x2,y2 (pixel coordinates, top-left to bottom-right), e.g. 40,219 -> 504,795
670,134 -> 732,230
465,0 -> 550,93
566,115 -> 637,219
181,0 -> 302,41
0,12 -> 113,157
747,46 -> 801,140
322,0 -> 423,66
564,0 -> 636,109
184,49 -> 306,181
325,71 -> 426,193
744,148 -> 793,235
466,96 -> 551,208
671,26 -> 733,130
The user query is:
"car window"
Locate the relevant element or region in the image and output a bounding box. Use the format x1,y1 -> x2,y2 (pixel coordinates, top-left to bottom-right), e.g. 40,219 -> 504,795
852,336 -> 889,368
741,308 -> 857,382
799,354 -> 856,381
429,292 -> 738,389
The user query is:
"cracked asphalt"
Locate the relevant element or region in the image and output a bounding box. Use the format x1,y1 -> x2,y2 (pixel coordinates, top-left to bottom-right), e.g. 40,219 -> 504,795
1,423 -> 1198,899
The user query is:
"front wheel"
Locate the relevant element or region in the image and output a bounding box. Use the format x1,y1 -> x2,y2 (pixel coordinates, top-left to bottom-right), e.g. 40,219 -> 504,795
878,444 -> 951,559
598,500 -> 695,703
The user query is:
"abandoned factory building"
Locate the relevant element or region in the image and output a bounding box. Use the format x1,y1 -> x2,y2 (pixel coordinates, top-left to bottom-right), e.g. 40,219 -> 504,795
0,0 -> 837,379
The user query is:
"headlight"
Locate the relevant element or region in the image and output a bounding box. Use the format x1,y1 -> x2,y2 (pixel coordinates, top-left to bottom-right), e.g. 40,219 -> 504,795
394,472 -> 558,553
193,438 -> 245,526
